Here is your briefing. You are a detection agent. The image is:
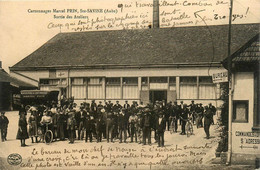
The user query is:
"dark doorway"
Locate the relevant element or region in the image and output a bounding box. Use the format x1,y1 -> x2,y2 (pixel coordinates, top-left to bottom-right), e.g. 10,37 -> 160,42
149,90 -> 167,105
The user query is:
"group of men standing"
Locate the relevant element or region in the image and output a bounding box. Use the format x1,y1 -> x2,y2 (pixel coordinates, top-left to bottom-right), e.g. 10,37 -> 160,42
10,98 -> 216,147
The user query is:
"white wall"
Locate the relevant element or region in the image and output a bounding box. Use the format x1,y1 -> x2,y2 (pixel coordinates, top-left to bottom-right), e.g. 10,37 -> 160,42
232,72 -> 259,154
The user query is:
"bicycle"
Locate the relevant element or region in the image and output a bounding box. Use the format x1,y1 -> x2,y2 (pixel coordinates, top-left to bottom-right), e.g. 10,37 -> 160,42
43,122 -> 53,144
169,116 -> 176,134
185,117 -> 193,137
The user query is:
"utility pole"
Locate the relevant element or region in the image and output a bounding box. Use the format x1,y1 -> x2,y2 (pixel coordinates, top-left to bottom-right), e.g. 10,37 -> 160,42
226,0 -> 233,166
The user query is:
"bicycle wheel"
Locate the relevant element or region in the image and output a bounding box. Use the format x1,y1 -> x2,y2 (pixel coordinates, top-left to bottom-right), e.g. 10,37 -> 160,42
169,121 -> 173,134
190,123 -> 194,135
186,123 -> 191,137
44,130 -> 53,144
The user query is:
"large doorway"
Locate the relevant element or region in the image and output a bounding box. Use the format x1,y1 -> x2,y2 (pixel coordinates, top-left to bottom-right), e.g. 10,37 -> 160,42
149,90 -> 167,105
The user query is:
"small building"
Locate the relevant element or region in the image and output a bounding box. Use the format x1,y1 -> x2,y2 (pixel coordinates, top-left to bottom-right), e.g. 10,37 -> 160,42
9,24 -> 259,106
0,62 -> 37,110
223,34 -> 260,164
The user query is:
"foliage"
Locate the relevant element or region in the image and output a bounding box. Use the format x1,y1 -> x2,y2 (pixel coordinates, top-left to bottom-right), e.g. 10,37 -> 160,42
216,82 -> 229,154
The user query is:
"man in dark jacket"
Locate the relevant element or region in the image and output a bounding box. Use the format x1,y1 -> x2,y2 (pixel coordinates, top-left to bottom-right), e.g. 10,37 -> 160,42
189,100 -> 197,124
84,112 -> 95,142
0,112 -> 9,141
171,101 -> 179,132
208,103 -> 216,125
141,108 -> 152,145
90,100 -> 97,115
76,106 -> 87,140
106,111 -> 115,143
118,109 -> 128,143
180,104 -> 189,135
156,112 -> 166,147
204,106 -> 213,139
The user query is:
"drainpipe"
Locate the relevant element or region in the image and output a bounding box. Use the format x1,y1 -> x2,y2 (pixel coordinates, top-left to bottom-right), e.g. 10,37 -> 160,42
226,74 -> 234,165
226,0 -> 233,165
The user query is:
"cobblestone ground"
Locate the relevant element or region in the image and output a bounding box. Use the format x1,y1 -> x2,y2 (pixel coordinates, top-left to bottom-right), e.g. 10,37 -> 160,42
0,111 -> 255,170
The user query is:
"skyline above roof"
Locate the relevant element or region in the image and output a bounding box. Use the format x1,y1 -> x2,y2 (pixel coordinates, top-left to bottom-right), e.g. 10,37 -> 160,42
11,23 -> 260,70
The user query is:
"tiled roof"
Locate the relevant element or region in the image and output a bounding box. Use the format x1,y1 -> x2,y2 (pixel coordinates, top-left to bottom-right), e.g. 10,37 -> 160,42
0,69 -> 36,88
232,34 -> 260,62
11,24 -> 260,70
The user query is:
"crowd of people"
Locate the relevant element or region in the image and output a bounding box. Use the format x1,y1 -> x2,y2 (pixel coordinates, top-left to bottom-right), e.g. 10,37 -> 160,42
2,99 -> 216,147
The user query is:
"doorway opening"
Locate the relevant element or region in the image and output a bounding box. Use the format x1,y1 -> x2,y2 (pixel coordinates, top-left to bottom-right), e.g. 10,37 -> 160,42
149,90 -> 167,105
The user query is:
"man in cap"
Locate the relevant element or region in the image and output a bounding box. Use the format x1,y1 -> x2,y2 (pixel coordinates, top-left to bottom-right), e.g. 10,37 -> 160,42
189,100 -> 197,124
156,112 -> 166,147
179,104 -> 189,135
171,101 -> 179,132
76,105 -> 87,140
203,106 -> 213,139
195,103 -> 204,128
123,100 -> 130,110
208,103 -> 216,125
90,100 -> 97,114
67,112 -> 76,144
141,108 -> 152,145
0,111 -> 9,142
165,102 -> 172,131
113,101 -> 122,113
179,101 -> 184,126
97,101 -> 103,113
106,111 -> 115,143
84,111 -> 95,143
129,111 -> 138,143
123,100 -> 131,137
118,109 -> 128,143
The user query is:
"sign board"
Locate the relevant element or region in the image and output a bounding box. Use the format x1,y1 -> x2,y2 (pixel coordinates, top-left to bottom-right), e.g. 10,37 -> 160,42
234,131 -> 260,154
13,94 -> 21,105
212,72 -> 228,83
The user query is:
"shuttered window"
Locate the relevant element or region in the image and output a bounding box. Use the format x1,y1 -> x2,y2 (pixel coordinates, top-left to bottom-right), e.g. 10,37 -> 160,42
199,77 -> 216,99
123,77 -> 138,99
106,78 -> 121,99
180,77 -> 197,99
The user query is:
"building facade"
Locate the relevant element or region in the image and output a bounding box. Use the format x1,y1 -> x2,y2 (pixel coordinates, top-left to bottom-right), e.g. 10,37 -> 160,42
223,34 -> 260,164
9,24 -> 259,106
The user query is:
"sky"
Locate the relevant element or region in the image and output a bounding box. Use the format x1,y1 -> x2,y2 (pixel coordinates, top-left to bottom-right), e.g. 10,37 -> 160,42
0,0 -> 259,72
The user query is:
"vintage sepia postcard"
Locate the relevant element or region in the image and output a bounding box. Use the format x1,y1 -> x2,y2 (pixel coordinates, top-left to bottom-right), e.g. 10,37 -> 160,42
0,0 -> 259,169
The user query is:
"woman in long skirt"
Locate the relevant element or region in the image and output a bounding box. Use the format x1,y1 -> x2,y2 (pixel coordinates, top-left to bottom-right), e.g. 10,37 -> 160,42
16,113 -> 29,147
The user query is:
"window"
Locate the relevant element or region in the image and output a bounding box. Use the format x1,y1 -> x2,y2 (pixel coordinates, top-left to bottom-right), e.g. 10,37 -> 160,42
233,100 -> 249,123
180,77 -> 197,99
106,77 -> 121,99
40,79 -> 49,85
123,77 -> 138,99
88,78 -> 103,99
106,78 -> 120,85
71,78 -> 87,99
123,77 -> 138,85
150,77 -> 167,83
71,78 -> 87,85
199,77 -> 216,99
39,79 -> 59,85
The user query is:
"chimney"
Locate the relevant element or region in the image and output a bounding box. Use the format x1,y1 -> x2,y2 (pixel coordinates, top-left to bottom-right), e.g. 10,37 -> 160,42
153,0 -> 160,28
